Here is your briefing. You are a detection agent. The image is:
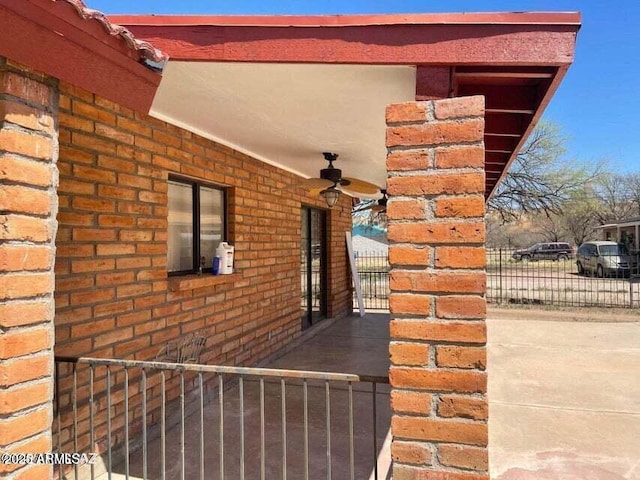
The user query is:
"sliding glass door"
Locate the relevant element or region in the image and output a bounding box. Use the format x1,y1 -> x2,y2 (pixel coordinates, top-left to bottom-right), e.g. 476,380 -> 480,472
301,207 -> 327,329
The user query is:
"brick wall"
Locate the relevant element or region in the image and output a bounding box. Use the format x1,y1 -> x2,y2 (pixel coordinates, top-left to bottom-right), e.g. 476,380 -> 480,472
53,82 -> 353,454
386,97 -> 488,479
0,59 -> 58,480
55,82 -> 352,364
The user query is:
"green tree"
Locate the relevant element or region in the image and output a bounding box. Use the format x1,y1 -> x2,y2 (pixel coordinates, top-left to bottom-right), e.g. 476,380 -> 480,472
487,122 -> 602,221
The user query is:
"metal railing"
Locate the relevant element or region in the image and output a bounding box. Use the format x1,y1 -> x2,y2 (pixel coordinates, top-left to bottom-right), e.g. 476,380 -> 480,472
488,249 -> 640,308
54,356 -> 390,480
352,251 -> 389,311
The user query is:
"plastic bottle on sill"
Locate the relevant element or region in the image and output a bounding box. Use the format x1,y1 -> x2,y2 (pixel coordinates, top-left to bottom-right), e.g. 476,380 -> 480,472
216,242 -> 234,274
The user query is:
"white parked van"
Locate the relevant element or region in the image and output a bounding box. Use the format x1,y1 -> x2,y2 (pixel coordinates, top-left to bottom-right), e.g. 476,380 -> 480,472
576,241 -> 637,277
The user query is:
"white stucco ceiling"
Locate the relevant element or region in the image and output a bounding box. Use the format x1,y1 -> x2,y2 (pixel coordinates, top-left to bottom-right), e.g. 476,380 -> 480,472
150,62 -> 417,189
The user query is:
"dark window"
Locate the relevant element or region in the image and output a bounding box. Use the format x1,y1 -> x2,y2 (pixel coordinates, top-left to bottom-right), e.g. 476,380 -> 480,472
600,244 -> 629,256
167,176 -> 226,275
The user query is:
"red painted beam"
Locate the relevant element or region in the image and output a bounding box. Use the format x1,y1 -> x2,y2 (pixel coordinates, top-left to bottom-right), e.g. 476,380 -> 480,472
415,66 -> 451,100
113,21 -> 579,66
0,1 -> 162,113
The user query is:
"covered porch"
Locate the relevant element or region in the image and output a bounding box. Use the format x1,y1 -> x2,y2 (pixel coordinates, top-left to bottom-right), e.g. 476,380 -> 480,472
0,3 -> 579,479
55,313 -> 392,480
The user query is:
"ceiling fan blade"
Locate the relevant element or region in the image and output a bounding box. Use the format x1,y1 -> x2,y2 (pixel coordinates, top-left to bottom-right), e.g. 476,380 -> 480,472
340,189 -> 380,200
290,178 -> 334,191
356,202 -> 386,211
341,177 -> 381,195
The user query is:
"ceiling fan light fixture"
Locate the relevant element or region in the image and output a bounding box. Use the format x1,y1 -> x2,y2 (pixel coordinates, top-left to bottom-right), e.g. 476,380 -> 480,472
321,187 -> 341,208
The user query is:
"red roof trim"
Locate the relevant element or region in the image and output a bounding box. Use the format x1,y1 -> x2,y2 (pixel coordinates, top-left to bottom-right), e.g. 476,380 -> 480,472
113,13 -> 579,197
109,12 -> 581,28
0,0 -> 166,112
117,23 -> 578,67
59,0 -> 168,65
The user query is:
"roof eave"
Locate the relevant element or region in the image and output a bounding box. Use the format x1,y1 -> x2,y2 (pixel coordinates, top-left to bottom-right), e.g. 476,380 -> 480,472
0,0 -> 167,113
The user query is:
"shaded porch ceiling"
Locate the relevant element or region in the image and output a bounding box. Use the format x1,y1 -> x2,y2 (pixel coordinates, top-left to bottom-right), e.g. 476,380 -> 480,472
113,13 -> 581,198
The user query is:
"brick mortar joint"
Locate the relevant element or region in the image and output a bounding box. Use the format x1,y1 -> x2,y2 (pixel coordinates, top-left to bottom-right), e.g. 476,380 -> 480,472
392,410 -> 488,423
0,205 -> 59,218
389,317 -> 487,325
0,123 -> 57,144
387,112 -> 485,128
0,430 -> 52,452
391,389 -> 487,400
0,395 -> 53,420
386,139 -> 484,153
391,342 -> 488,350
387,218 -> 485,224
425,101 -> 436,121
0,180 -> 56,193
387,166 -> 485,177
391,114 -> 484,125
0,376 -> 52,394
0,239 -> 56,247
0,269 -> 55,277
428,245 -> 436,269
390,255 -> 486,262
0,92 -> 57,116
390,343 -> 487,350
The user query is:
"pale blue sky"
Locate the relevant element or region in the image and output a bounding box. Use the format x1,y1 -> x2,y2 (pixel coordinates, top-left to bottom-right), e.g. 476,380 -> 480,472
91,0 -> 640,173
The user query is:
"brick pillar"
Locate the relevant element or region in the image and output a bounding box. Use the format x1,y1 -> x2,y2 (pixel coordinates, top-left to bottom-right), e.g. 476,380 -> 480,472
386,97 -> 488,479
0,58 -> 58,479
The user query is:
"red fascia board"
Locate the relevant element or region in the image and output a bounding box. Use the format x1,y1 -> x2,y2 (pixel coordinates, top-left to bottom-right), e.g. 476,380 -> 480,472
113,23 -> 579,66
0,1 -> 161,113
109,12 -> 581,27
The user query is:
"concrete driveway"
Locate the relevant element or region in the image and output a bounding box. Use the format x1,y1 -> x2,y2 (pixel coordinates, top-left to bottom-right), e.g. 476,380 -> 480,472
488,308 -> 640,480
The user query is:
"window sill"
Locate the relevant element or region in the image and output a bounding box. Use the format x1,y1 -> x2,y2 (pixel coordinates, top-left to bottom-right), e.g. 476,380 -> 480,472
168,273 -> 240,292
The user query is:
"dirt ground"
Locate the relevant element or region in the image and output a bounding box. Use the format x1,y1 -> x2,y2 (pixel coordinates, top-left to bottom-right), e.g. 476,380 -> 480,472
488,268 -> 640,309
488,304 -> 640,323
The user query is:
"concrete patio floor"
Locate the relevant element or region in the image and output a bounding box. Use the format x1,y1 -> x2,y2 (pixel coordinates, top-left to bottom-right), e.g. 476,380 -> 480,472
488,308 -> 640,480
94,307 -> 640,480
101,313 -> 392,480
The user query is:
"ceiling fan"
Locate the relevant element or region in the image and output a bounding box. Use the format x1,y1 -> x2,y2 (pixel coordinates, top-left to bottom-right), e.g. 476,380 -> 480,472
359,189 -> 388,213
296,152 -> 381,207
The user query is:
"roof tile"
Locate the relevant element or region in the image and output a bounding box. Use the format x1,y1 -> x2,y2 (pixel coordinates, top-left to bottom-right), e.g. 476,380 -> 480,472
61,0 -> 168,68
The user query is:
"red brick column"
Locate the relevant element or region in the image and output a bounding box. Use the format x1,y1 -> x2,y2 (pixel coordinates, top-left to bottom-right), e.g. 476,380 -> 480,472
0,58 -> 58,479
386,96 -> 488,479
